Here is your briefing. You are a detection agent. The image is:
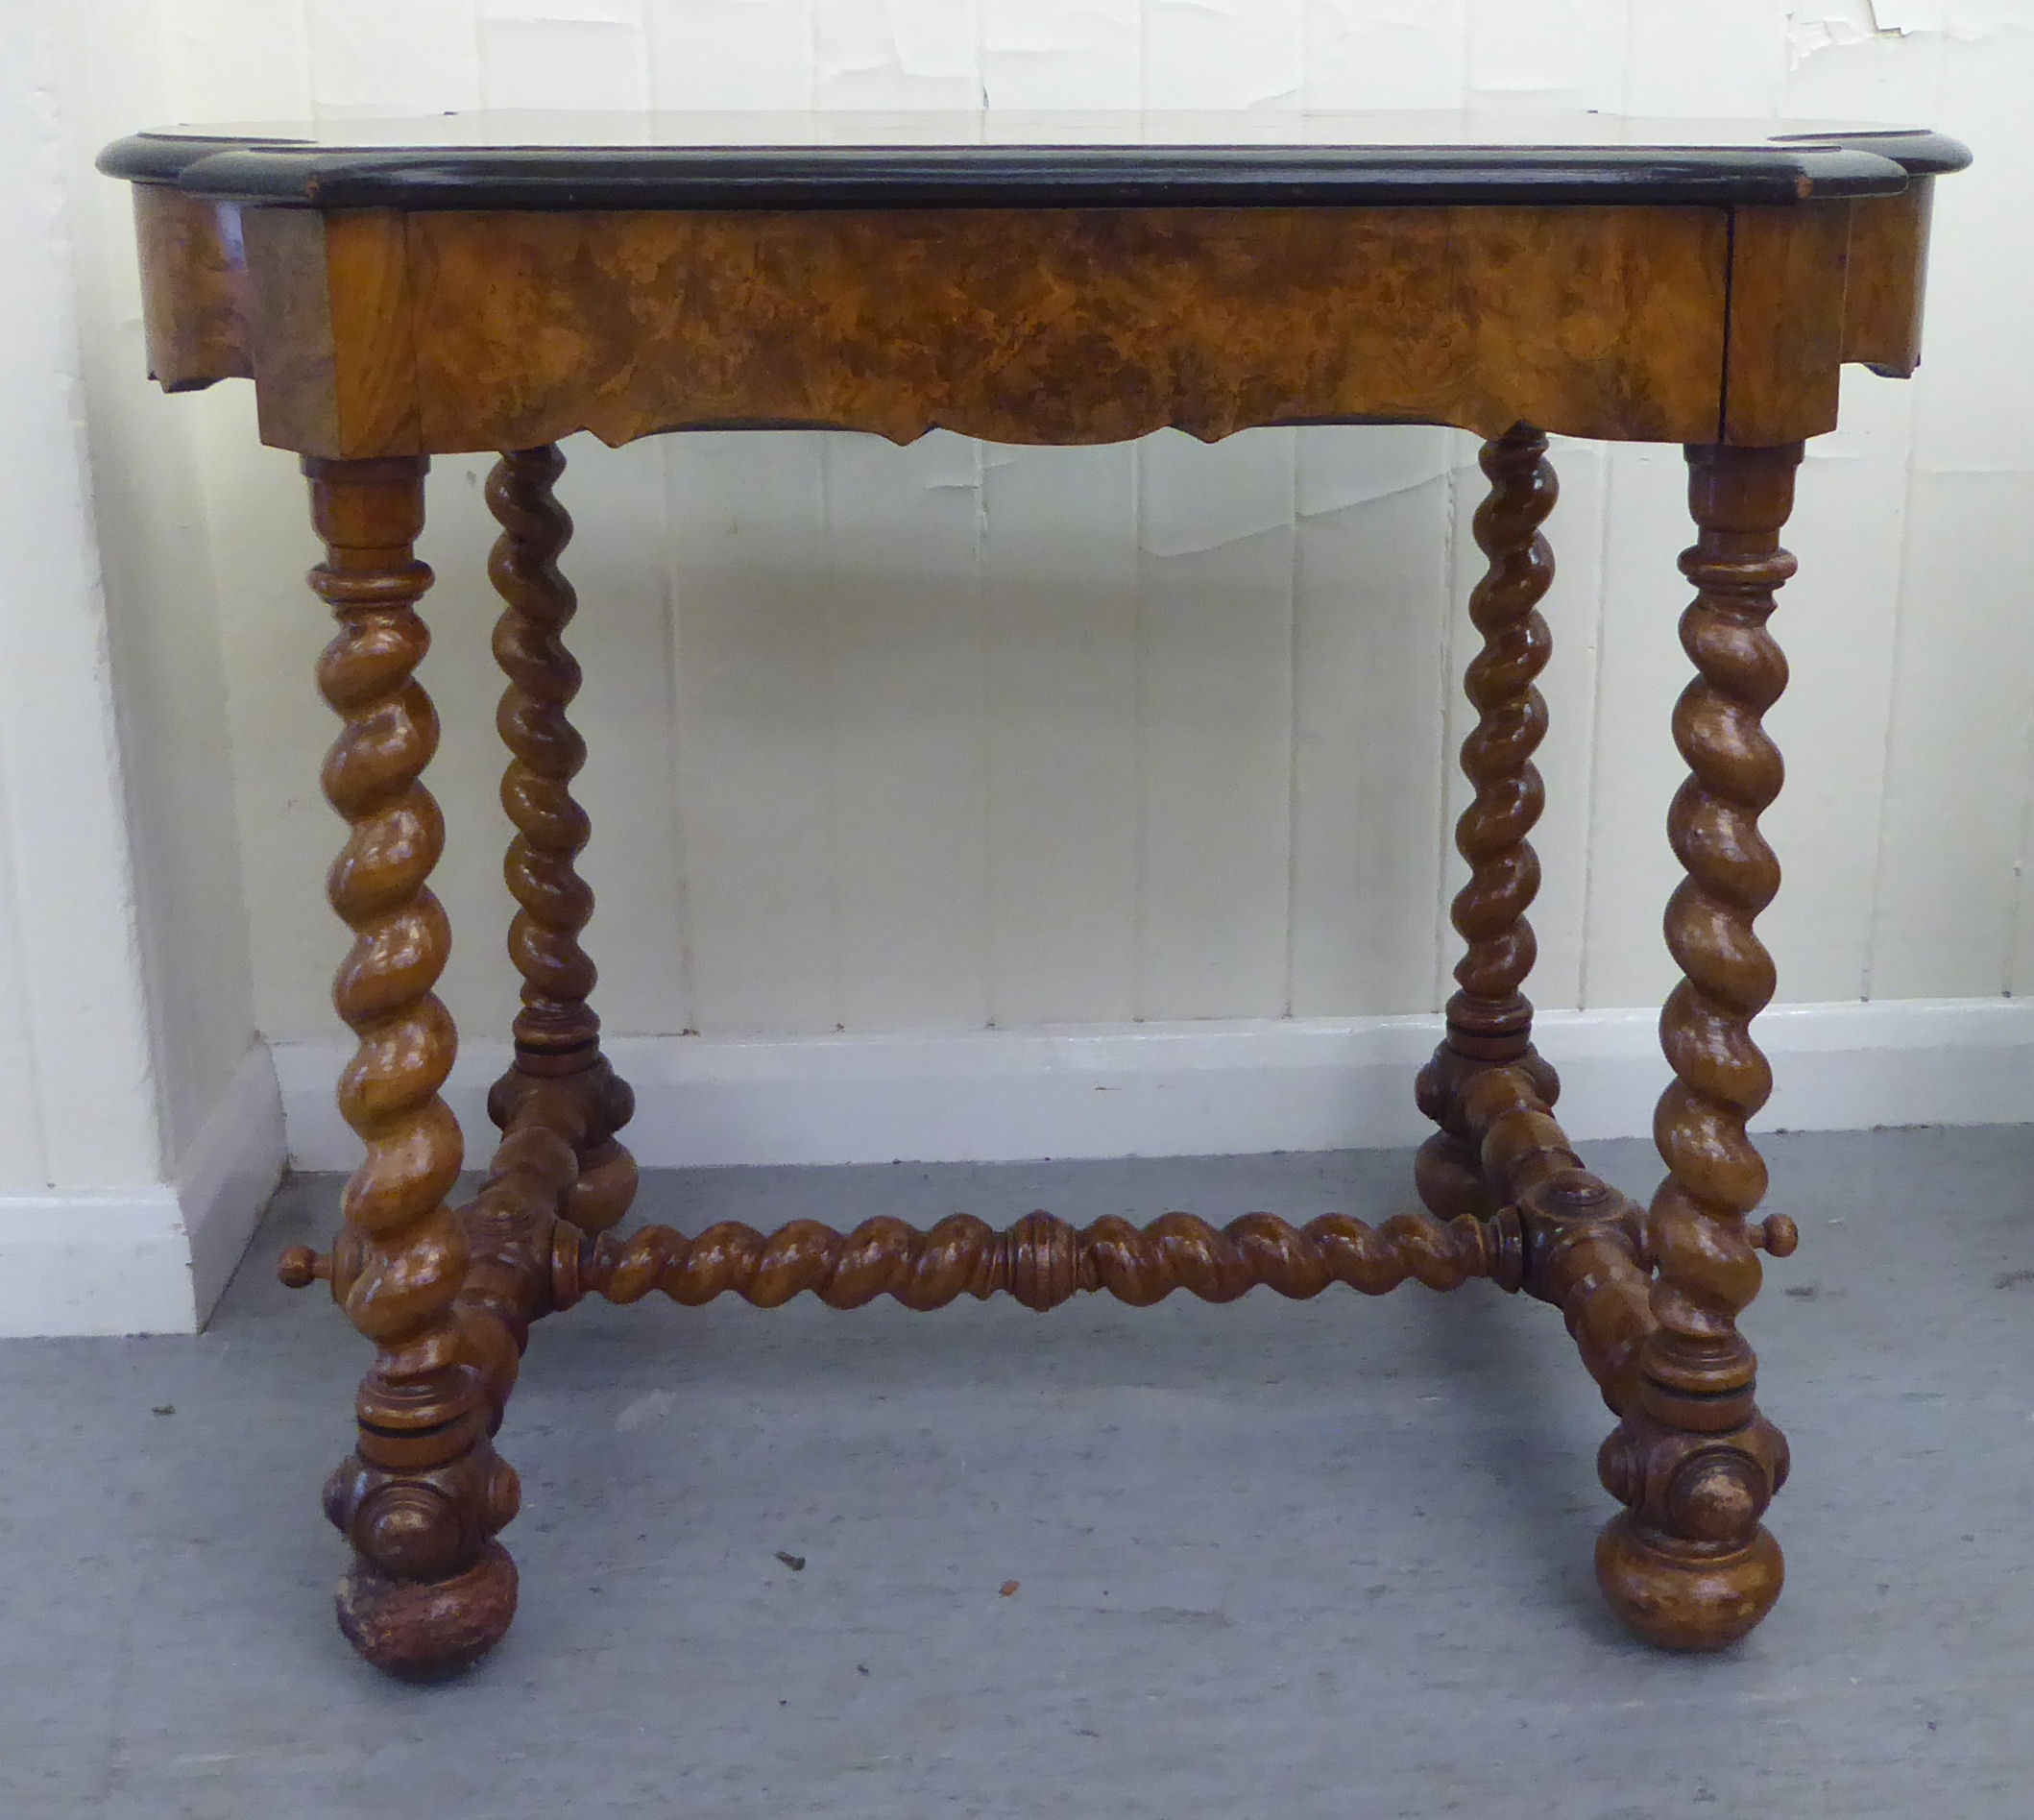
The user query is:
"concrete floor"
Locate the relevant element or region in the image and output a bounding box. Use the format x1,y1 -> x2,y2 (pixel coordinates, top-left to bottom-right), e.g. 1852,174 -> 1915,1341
4,1127 -> 2032,1818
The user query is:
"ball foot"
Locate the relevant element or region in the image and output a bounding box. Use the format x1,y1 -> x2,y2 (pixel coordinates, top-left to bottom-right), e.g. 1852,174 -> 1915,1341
1594,1512 -> 1782,1651
335,1541 -> 518,1681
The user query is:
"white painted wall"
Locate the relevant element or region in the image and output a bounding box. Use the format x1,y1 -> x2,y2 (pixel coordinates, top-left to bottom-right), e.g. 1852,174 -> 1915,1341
0,2 -> 162,1199
67,1 -> 2027,1065
22,0 -> 2034,1322
55,0 -> 263,1178
0,0 -> 280,1336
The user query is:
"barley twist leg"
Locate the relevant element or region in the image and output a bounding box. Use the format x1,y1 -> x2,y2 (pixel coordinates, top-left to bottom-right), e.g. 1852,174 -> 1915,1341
1594,442 -> 1802,1650
484,446 -> 636,1237
305,456 -> 519,1679
1417,425 -> 1562,1219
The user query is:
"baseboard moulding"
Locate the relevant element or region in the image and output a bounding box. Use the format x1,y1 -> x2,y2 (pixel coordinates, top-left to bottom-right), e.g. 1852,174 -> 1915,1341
0,1042 -> 286,1339
272,996 -> 2034,1174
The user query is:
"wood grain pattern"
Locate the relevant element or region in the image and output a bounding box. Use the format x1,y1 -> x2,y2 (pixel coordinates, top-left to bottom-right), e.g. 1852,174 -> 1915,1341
1417,427 -> 1562,1220
403,204 -> 1732,452
241,208 -> 337,450
302,454 -> 519,1680
245,207 -> 419,456
126,189 -> 1938,454
1721,204 -> 1851,444
119,131 -> 1961,1675
566,1203 -> 1512,1312
1595,441 -> 1802,1653
132,183 -> 249,391
483,445 -> 638,1237
1840,182 -> 1935,376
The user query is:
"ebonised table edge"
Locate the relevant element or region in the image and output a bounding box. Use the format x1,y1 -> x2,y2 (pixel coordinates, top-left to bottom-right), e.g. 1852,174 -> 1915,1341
97,132 -> 1973,210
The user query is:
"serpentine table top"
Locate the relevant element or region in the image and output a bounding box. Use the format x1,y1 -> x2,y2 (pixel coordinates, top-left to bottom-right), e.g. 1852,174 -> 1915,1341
102,109 -> 1968,456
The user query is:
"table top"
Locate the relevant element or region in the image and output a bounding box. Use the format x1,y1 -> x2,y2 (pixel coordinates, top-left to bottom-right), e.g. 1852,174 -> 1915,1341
99,109 -> 1969,210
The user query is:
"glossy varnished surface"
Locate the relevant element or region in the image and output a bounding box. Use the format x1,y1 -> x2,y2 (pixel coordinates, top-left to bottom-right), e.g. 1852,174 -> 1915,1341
111,110 -> 1959,455
397,205 -> 1732,449
99,109 -> 1969,208
97,109 -> 1967,1676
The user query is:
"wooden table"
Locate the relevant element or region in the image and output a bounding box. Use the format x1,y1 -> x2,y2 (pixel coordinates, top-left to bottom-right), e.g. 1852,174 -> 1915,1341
102,110 -> 1968,1679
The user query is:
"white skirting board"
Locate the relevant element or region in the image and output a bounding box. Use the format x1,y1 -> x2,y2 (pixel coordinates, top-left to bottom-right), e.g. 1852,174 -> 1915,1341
273,997 -> 2034,1174
0,1043 -> 286,1339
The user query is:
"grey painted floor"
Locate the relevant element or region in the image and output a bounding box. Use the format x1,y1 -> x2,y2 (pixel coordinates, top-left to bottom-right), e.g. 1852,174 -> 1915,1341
4,1128 -> 2033,1818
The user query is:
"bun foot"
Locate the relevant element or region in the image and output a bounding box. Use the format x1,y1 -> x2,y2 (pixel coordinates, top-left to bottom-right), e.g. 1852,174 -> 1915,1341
1594,1512 -> 1782,1651
335,1541 -> 518,1680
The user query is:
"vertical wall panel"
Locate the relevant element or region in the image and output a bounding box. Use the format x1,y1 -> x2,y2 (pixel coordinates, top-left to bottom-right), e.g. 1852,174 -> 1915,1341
73,0 -> 2030,1061
414,456 -> 530,1056
482,0 -> 645,17
1785,6 -> 1947,174
304,0 -> 482,111
1851,20 -> 2034,997
160,0 -> 312,120
1473,434 -> 1610,1016
1624,0 -> 1787,113
1465,0 -> 1627,108
1137,430 -> 1295,1018
0,736 -> 50,1188
1873,470 -> 2034,998
56,0 -> 268,1170
481,15 -> 653,110
663,433 -> 837,1034
1899,53 -> 2034,482
1574,443 -> 1690,1011
650,0 -> 816,109
0,0 -> 173,1189
822,432 -> 993,1030
1758,375 -> 1915,1004
1145,0 -> 1304,109
981,0 -> 1140,109
812,0 -> 981,109
981,446 -> 1141,1026
1290,429 -> 1455,1017
545,435 -> 692,1034
189,406 -> 336,1043
1303,0 -> 1465,108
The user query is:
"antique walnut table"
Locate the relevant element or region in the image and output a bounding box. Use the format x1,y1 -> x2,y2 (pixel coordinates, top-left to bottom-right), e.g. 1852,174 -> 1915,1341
101,111 -> 1969,1678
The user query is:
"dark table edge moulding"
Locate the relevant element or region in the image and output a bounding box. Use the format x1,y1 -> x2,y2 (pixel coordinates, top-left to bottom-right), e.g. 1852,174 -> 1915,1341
97,128 -> 1972,209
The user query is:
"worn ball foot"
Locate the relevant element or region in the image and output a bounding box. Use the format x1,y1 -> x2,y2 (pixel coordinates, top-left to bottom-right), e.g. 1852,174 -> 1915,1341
1594,1513 -> 1782,1651
335,1541 -> 518,1681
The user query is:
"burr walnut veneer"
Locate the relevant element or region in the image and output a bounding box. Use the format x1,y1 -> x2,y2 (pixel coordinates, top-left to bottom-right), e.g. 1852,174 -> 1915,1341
101,111 -> 1968,1678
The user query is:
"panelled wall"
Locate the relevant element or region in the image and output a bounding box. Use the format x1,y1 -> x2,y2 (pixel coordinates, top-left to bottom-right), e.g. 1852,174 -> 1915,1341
0,3 -> 166,1199
71,4 -> 2034,1076
0,1 -> 283,1337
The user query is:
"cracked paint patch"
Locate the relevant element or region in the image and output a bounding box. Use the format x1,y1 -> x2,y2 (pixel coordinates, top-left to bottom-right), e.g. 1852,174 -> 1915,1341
1791,0 -> 2033,61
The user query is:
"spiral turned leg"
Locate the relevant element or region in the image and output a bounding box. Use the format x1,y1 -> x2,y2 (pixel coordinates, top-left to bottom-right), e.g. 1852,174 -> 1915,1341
1594,442 -> 1803,1651
304,456 -> 519,1679
484,446 -> 637,1240
1417,425 -> 1562,1220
